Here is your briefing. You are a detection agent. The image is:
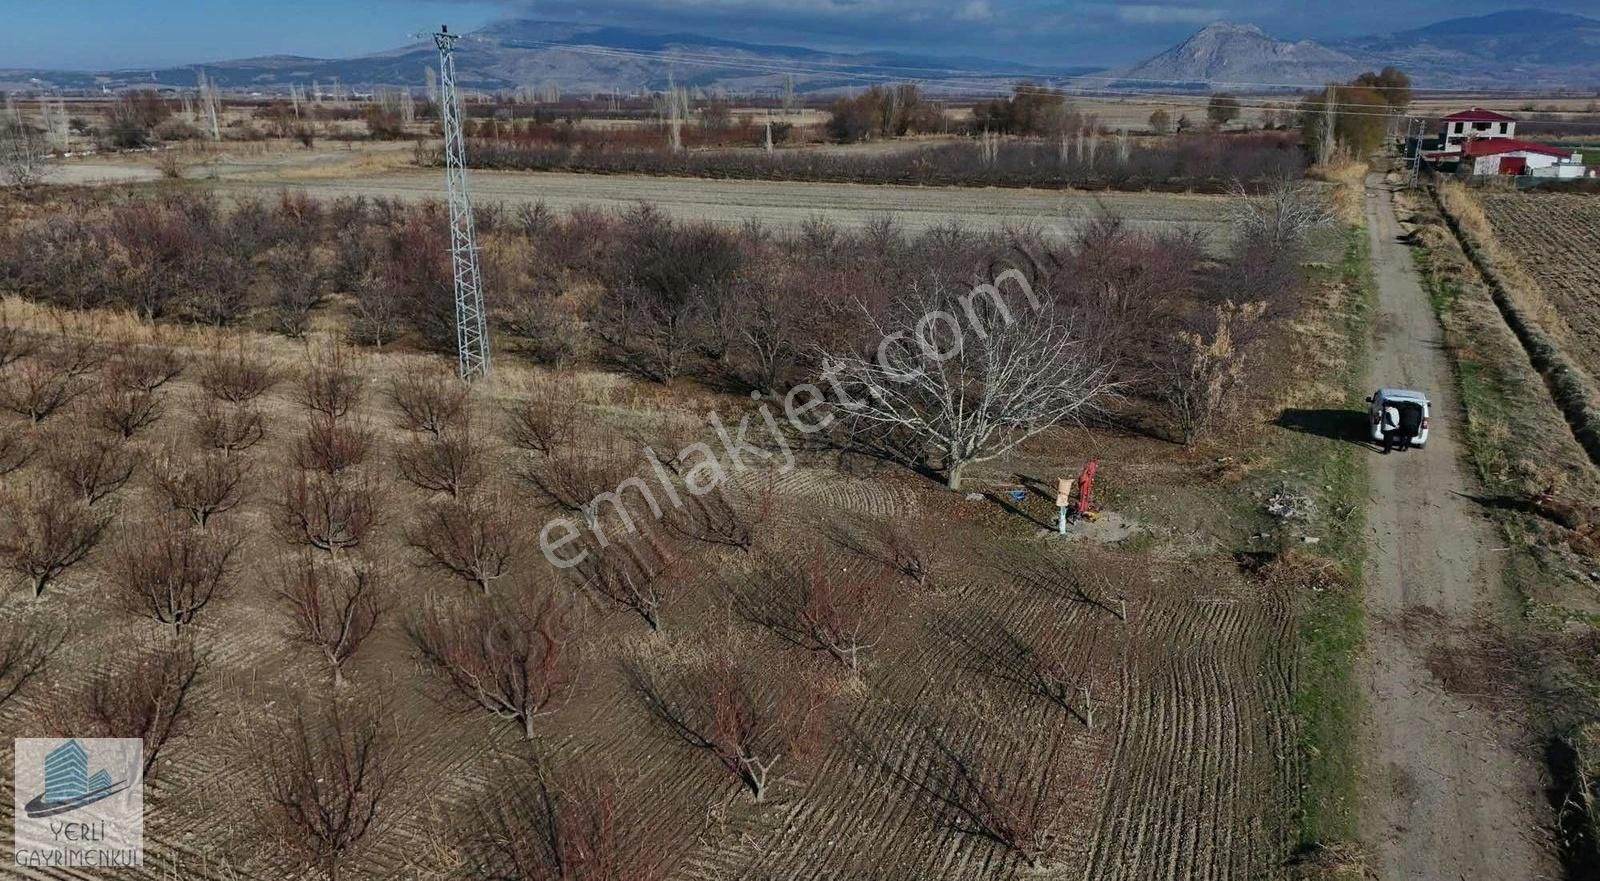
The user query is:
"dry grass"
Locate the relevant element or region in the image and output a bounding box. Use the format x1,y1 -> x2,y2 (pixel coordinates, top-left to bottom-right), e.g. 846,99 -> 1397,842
1436,181 -> 1568,336
1307,160 -> 1368,227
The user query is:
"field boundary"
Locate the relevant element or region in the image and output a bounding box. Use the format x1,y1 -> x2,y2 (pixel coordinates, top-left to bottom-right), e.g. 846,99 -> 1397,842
1411,184 -> 1600,877
1282,222 -> 1375,863
1428,182 -> 1600,467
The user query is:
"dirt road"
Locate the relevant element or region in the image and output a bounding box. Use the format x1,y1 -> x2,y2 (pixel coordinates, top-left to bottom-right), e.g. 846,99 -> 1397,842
209,169 -> 1236,239
1357,174 -> 1557,878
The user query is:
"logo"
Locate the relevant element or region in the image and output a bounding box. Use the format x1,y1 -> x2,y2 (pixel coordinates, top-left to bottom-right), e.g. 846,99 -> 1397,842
13,738 -> 143,868
23,739 -> 132,818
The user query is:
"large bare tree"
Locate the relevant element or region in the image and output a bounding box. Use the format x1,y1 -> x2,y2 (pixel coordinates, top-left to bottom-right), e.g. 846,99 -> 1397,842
0,121 -> 52,191
823,271 -> 1117,489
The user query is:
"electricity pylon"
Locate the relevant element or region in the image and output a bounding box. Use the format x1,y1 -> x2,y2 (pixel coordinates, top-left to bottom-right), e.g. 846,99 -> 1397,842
431,25 -> 490,381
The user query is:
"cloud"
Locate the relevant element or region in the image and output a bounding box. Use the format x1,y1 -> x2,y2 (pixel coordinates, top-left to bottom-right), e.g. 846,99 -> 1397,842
1109,4 -> 1224,25
957,0 -> 994,21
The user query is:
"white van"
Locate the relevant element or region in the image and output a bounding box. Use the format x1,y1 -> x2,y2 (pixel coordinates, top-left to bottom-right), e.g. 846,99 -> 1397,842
1367,388 -> 1430,449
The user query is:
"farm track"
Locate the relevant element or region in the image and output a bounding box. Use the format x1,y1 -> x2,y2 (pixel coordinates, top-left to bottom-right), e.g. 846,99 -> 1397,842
1357,175 -> 1559,879
207,170 -> 1239,240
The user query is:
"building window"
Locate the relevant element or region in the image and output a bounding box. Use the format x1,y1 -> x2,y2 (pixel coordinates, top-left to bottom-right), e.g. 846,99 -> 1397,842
1454,122 -> 1464,133
1499,122 -> 1508,133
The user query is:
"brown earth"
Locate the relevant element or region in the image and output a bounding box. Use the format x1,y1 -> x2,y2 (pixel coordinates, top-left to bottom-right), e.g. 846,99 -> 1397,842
0,301 -> 1299,880
1356,174 -> 1559,879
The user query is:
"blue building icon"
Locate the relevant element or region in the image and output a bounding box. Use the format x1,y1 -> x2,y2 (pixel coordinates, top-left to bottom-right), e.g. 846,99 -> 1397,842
43,740 -> 89,802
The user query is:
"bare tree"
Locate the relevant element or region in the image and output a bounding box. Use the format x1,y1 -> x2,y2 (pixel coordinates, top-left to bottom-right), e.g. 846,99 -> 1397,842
503,379 -> 578,455
741,548 -> 894,673
275,472 -> 382,559
515,436 -> 634,529
194,399 -> 266,456
68,636 -> 201,779
299,344 -> 365,420
108,519 -> 239,633
151,450 -> 251,528
0,358 -> 90,423
0,478 -> 109,596
625,648 -> 826,803
276,555 -> 384,688
404,493 -> 516,593
474,759 -> 669,881
385,364 -> 469,435
823,271 -> 1118,489
0,617 -> 62,708
250,699 -> 400,881
294,414 -> 374,475
107,341 -> 186,393
410,588 -> 576,738
1225,177 -> 1334,257
200,345 -> 277,403
572,537 -> 681,631
0,428 -> 35,477
396,424 -> 484,497
266,245 -> 326,338
88,385 -> 162,438
0,306 -> 36,369
42,431 -> 139,505
0,120 -> 52,191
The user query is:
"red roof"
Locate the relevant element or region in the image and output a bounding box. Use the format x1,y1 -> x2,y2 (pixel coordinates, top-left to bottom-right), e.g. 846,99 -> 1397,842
1442,108 -> 1517,123
1459,137 -> 1573,159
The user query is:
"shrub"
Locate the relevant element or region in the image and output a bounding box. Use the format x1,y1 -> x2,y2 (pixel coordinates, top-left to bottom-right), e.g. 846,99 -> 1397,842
409,588 -> 576,738
275,472 -> 382,559
200,345 -> 277,403
473,761 -> 669,881
108,519 -> 239,633
277,555 -> 385,688
151,450 -> 251,528
42,430 -> 139,505
298,344 -> 365,420
385,364 -> 469,435
396,425 -> 484,497
194,399 -> 266,456
0,478 -> 109,596
404,492 -> 516,593
249,699 -> 400,881
67,636 -> 201,779
293,415 -> 374,475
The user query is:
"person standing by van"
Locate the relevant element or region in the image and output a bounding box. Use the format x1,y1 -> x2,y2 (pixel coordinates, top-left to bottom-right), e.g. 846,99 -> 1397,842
1382,403 -> 1402,453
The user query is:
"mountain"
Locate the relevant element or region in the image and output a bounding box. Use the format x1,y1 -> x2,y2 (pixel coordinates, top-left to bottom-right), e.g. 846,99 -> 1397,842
1120,13 -> 1600,90
0,20 -> 1093,95
1116,23 -> 1365,89
6,11 -> 1600,95
1330,9 -> 1600,85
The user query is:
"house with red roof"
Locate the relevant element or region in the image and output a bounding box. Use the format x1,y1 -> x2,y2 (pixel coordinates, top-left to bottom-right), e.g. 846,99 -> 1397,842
1437,108 -> 1518,153
1457,137 -> 1587,178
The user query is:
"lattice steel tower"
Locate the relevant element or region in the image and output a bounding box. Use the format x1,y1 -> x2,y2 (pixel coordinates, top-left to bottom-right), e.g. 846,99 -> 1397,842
433,25 -> 490,381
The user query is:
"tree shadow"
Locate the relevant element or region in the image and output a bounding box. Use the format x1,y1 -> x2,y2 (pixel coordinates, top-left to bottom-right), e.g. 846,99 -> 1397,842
983,490 -> 1053,531
1454,491 -> 1537,517
1275,408 -> 1377,450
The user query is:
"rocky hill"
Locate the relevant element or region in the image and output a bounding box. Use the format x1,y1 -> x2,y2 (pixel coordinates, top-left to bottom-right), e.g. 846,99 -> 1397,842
1116,23 -> 1366,88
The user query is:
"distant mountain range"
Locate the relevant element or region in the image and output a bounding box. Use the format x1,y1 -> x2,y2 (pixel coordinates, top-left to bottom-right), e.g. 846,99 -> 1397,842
1120,10 -> 1600,89
0,20 -> 1092,96
3,9 -> 1599,95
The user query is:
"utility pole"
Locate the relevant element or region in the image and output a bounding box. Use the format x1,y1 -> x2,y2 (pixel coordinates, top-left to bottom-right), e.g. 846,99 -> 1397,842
430,25 -> 491,381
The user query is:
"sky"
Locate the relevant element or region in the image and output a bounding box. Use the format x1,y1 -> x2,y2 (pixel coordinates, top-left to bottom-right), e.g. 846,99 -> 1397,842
2,1 -> 1595,70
